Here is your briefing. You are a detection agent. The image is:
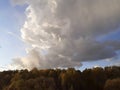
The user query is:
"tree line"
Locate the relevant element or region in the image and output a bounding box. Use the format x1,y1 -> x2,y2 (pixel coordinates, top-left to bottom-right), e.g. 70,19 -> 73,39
0,66 -> 120,90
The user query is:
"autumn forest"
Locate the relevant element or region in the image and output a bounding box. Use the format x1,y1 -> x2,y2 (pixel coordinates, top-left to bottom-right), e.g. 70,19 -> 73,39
0,66 -> 120,90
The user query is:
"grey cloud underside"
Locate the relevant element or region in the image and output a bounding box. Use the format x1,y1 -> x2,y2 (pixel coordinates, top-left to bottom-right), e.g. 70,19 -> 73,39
11,0 -> 120,69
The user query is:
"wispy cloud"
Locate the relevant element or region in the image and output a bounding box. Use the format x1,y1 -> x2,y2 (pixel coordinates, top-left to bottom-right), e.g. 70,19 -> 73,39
6,31 -> 22,41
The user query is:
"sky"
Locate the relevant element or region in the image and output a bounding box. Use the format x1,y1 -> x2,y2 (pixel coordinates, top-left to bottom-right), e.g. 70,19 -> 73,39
0,0 -> 27,70
0,0 -> 120,71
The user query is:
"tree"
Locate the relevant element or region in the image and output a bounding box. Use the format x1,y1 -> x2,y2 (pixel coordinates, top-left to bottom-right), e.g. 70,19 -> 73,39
104,78 -> 120,90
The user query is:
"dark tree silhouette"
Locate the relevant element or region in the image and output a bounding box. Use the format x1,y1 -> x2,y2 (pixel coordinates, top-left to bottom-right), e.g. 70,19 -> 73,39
0,66 -> 120,90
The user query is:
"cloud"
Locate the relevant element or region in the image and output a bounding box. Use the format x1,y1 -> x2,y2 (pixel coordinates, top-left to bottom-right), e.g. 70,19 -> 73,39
11,0 -> 27,5
7,31 -> 22,41
113,61 -> 120,66
11,0 -> 120,69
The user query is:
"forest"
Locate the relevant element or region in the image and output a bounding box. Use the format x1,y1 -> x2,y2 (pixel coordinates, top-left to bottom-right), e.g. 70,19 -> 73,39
0,66 -> 120,90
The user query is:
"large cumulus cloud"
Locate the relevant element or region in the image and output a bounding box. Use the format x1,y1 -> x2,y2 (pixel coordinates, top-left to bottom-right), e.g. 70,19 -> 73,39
11,0 -> 120,69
